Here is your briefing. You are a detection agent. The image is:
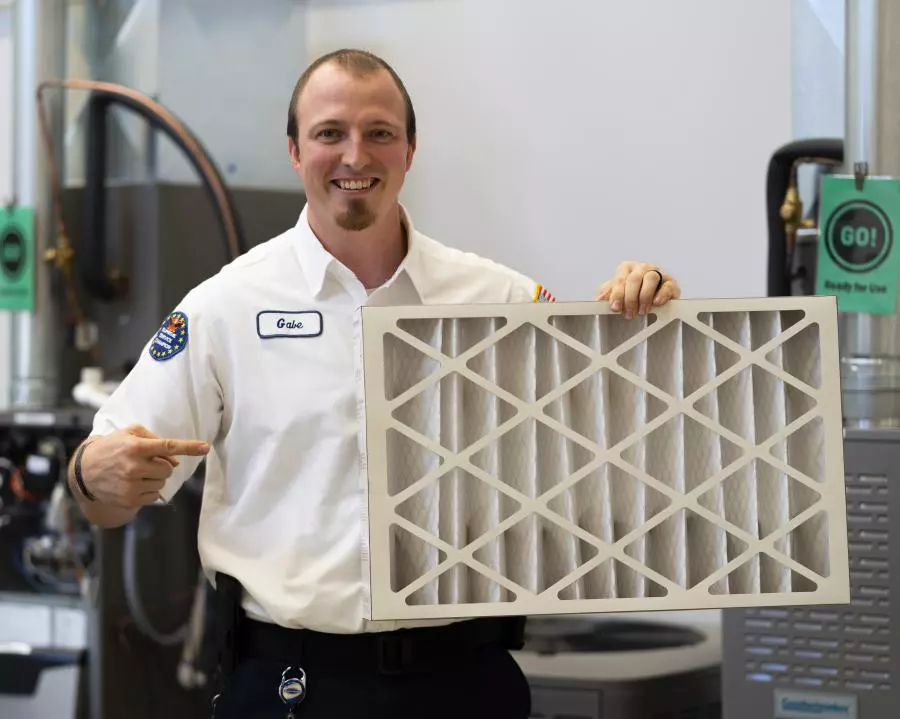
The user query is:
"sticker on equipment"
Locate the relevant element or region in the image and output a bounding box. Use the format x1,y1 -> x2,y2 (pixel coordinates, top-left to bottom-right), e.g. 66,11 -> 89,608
149,311 -> 188,361
533,283 -> 556,303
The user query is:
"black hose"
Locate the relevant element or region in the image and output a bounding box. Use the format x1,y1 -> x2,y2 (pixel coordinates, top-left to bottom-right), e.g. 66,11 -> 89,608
766,139 -> 843,296
83,91 -> 248,301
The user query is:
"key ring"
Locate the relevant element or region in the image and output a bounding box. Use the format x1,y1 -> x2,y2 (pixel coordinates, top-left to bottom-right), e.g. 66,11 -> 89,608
278,666 -> 307,717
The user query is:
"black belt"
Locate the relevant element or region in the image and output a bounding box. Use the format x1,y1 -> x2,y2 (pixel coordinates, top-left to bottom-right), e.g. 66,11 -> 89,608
236,616 -> 524,675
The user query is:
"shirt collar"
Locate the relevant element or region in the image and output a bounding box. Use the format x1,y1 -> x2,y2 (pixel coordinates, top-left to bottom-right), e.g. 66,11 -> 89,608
292,204 -> 425,302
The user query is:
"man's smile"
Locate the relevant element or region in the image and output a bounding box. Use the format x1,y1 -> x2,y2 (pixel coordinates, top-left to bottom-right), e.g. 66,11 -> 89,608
331,178 -> 380,193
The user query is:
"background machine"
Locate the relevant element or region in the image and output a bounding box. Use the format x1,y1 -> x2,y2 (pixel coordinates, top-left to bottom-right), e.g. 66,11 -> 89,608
722,2 -> 900,718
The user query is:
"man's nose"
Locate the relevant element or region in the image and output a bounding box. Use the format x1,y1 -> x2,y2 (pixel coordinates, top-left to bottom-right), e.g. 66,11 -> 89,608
342,135 -> 370,170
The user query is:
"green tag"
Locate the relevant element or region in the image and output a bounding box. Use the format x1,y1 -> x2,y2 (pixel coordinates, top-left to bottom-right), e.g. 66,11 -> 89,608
816,175 -> 900,314
0,206 -> 35,312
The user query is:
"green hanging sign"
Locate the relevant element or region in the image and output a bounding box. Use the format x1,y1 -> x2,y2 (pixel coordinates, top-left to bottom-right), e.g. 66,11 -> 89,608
816,175 -> 900,314
0,206 -> 35,312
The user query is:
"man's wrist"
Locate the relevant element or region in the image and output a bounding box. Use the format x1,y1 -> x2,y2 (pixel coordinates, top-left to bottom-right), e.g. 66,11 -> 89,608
72,439 -> 97,502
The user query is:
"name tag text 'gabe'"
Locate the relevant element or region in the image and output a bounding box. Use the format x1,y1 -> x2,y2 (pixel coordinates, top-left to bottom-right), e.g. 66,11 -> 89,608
257,311 -> 323,339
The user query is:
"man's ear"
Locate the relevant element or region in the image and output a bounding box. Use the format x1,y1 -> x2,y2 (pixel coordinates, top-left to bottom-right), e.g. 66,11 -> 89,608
405,137 -> 416,172
288,137 -> 301,172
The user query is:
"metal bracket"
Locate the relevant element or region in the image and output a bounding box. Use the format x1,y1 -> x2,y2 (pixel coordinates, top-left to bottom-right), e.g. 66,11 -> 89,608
854,161 -> 869,190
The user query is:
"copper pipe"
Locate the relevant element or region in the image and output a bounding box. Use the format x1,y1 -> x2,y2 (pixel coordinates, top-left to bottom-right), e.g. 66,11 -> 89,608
34,78 -> 245,364
36,78 -> 243,260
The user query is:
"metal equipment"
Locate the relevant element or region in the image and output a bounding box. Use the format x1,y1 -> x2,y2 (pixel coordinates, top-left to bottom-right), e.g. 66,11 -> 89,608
515,611 -> 721,719
724,429 -> 895,718
513,612 -> 722,719
0,408 -> 93,719
723,2 -> 900,717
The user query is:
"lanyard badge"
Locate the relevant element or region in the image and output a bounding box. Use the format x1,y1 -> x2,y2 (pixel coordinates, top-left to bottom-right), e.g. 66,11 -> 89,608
278,666 -> 307,718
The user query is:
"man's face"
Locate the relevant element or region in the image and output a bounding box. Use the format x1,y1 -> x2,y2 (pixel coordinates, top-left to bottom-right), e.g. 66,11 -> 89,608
289,63 -> 415,232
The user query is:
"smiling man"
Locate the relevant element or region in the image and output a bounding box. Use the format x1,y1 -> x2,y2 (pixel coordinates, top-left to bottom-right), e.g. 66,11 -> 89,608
67,49 -> 681,719
287,55 -> 418,291
296,62 -> 403,234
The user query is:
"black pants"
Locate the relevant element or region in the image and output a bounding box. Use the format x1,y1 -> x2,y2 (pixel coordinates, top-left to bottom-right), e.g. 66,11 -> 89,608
212,642 -> 532,719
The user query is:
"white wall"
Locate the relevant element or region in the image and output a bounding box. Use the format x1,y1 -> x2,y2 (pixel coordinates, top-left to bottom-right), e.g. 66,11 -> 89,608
0,7 -> 13,410
306,0 -> 793,301
155,0 -> 305,189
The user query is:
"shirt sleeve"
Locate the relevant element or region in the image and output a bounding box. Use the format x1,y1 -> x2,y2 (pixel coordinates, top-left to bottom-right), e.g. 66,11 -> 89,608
89,288 -> 223,502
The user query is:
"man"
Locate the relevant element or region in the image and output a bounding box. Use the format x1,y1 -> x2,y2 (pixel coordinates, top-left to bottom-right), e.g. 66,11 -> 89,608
67,49 -> 681,718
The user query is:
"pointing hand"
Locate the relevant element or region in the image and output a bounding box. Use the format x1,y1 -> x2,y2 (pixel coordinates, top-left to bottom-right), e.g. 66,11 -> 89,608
76,424 -> 210,509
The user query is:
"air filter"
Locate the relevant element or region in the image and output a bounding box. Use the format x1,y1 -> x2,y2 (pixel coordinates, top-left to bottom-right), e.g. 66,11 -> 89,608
357,298 -> 849,621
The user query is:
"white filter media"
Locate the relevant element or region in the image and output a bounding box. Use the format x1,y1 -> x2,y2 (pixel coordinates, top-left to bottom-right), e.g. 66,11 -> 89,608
358,298 -> 849,620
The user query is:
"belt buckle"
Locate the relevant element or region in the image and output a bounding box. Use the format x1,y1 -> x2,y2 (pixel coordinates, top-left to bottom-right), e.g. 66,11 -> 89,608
377,634 -> 413,675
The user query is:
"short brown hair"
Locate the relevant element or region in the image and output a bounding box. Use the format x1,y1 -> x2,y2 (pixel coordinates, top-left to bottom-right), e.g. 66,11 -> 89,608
286,49 -> 416,145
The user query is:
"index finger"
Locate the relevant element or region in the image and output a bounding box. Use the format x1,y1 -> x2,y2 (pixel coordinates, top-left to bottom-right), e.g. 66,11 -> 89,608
138,437 -> 210,457
594,281 -> 613,301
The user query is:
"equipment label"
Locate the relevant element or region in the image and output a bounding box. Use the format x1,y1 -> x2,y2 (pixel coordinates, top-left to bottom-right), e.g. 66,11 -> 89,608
0,206 -> 35,312
816,175 -> 900,314
774,689 -> 858,719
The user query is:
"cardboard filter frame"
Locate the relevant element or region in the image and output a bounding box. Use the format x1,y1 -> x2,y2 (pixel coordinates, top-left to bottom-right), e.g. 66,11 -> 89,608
357,297 -> 849,621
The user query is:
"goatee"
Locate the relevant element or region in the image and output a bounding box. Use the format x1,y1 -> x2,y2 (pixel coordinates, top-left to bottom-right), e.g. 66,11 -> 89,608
336,199 -> 376,231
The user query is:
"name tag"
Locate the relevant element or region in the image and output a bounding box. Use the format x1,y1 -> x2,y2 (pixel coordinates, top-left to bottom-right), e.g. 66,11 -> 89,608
257,311 -> 323,338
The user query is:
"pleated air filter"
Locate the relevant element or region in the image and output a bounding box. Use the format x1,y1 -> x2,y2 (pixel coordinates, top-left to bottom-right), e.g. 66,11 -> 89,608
357,297 -> 849,621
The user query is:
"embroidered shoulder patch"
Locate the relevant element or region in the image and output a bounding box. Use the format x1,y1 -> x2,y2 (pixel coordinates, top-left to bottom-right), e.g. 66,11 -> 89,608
533,283 -> 556,303
149,311 -> 189,361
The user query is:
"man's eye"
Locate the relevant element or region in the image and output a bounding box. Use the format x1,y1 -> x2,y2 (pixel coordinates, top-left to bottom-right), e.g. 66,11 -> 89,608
372,129 -> 393,140
317,129 -> 340,140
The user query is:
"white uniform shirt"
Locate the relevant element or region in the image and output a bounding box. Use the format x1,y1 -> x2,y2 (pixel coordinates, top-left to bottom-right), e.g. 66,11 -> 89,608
91,205 -> 552,634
